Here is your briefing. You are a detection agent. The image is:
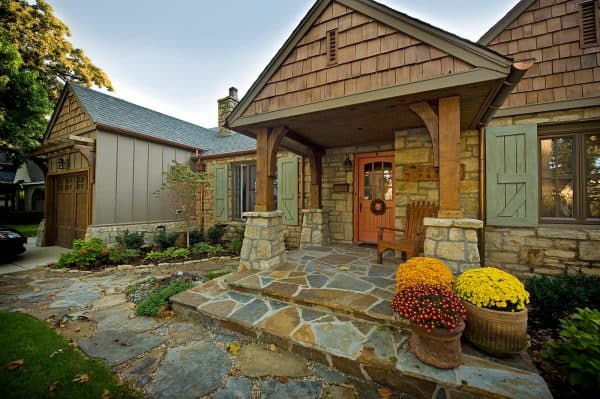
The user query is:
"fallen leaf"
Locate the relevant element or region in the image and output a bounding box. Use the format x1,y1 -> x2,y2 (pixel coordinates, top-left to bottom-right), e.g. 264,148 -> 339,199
275,376 -> 289,383
339,383 -> 355,390
120,340 -> 131,347
315,267 -> 321,272
377,387 -> 392,399
101,389 -> 111,399
72,374 -> 89,383
49,381 -> 59,393
6,359 -> 24,371
74,326 -> 81,332
229,368 -> 240,377
227,342 -> 240,356
126,303 -> 136,310
267,343 -> 278,352
338,266 -> 351,271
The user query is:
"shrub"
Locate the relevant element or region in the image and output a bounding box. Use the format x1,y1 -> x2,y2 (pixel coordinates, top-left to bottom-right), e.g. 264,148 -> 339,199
207,244 -> 223,257
391,284 -> 467,332
108,247 -> 140,264
136,278 -> 194,317
145,247 -> 190,262
526,271 -> 600,328
145,250 -> 165,262
153,230 -> 177,249
192,242 -> 212,255
455,267 -> 529,312
115,229 -> 145,249
228,238 -> 242,254
206,224 -> 226,245
395,257 -> 454,292
541,307 -> 600,393
56,238 -> 108,269
189,229 -> 204,245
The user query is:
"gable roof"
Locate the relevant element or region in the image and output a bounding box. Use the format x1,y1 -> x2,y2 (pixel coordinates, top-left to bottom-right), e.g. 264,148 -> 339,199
478,0 -> 537,45
45,83 -> 256,156
228,0 -> 516,127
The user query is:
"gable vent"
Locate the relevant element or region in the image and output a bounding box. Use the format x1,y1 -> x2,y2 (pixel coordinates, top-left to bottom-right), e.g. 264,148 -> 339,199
580,0 -> 599,47
327,29 -> 337,65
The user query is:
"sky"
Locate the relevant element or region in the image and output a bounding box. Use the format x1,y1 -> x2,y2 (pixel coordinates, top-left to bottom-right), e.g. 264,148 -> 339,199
48,0 -> 520,128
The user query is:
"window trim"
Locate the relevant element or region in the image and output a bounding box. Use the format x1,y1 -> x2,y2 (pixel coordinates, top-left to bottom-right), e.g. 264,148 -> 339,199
538,123 -> 600,225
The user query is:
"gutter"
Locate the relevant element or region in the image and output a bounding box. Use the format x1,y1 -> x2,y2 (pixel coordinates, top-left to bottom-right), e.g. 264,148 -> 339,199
96,123 -> 205,153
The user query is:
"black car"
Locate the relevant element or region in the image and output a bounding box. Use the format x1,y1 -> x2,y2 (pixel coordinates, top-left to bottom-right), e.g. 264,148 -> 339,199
0,226 -> 27,258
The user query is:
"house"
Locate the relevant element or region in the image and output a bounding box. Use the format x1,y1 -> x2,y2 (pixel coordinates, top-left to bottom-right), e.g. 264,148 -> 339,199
481,0 -> 600,275
0,155 -> 45,213
33,83 -> 254,248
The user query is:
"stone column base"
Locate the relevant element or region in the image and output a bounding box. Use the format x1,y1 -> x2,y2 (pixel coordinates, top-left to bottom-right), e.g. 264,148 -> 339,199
239,211 -> 287,271
299,209 -> 331,248
423,218 -> 483,274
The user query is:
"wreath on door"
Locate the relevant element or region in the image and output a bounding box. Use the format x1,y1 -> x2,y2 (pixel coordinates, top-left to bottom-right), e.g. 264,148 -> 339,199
370,199 -> 387,215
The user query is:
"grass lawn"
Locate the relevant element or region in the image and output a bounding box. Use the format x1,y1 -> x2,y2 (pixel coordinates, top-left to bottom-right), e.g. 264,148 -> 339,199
6,224 -> 38,237
0,312 -> 141,399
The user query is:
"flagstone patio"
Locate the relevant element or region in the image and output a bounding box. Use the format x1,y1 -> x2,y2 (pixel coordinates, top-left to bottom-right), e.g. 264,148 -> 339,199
171,245 -> 552,399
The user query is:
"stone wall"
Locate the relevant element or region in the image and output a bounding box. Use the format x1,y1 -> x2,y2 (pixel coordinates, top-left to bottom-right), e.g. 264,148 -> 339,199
424,218 -> 483,274
85,220 -> 190,245
239,211 -> 287,271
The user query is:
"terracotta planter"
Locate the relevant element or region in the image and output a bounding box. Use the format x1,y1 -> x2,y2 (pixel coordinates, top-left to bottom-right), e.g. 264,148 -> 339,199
409,322 -> 464,369
463,300 -> 528,357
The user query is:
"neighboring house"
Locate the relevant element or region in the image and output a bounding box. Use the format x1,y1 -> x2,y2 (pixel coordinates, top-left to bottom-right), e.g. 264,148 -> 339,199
34,83 -> 254,248
0,155 -> 45,213
480,0 -> 600,275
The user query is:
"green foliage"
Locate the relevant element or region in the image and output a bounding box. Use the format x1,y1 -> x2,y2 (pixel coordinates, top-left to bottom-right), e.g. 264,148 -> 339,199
126,277 -> 156,297
115,229 -> 145,250
228,238 -> 242,254
207,244 -> 223,257
136,278 -> 193,317
189,229 -> 204,245
153,230 -> 177,249
56,238 -> 108,269
145,247 -> 190,262
206,224 -> 226,245
0,35 -> 51,163
526,271 -> 600,328
0,311 -> 141,399
206,269 -> 232,280
541,308 -> 600,393
108,247 -> 140,265
192,242 -> 222,257
0,0 -> 112,103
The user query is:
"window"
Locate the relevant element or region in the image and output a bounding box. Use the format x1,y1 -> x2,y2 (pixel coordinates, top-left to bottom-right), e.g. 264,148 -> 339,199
327,29 -> 337,65
232,163 -> 256,219
362,161 -> 393,201
580,0 -> 599,48
539,124 -> 600,224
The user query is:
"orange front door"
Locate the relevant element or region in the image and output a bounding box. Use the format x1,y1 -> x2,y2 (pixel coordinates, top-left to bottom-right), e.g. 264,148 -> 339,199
356,154 -> 395,243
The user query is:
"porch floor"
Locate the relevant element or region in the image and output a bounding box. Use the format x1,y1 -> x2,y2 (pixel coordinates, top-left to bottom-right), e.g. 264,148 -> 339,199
171,245 -> 551,399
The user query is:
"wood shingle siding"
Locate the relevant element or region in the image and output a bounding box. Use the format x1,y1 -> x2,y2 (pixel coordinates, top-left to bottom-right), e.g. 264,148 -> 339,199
486,0 -> 600,109
242,1 -> 473,117
47,92 -> 95,140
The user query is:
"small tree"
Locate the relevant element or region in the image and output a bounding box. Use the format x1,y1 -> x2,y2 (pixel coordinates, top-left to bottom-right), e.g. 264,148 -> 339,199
155,161 -> 208,247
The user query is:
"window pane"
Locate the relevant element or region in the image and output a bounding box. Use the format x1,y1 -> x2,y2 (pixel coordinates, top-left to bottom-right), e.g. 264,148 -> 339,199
384,186 -> 393,201
373,162 -> 382,172
540,135 -> 576,219
540,136 -> 573,178
541,179 -> 574,218
364,163 -> 372,173
383,162 -> 392,173
586,134 -> 600,219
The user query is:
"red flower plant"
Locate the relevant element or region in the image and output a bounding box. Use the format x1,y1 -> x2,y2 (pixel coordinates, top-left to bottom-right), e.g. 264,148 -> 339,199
391,284 -> 467,333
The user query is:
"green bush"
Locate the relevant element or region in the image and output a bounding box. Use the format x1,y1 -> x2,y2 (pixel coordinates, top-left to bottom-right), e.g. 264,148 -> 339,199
189,229 -> 204,245
136,278 -> 193,317
145,247 -> 190,262
115,229 -> 145,249
192,242 -> 211,255
206,224 -> 226,244
207,244 -> 223,257
153,230 -> 177,249
228,238 -> 242,254
108,247 -> 140,264
526,271 -> 600,328
56,238 -> 108,269
541,307 -> 600,393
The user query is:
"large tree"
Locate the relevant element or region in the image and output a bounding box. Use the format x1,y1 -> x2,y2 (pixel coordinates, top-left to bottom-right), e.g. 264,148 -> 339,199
0,35 -> 51,164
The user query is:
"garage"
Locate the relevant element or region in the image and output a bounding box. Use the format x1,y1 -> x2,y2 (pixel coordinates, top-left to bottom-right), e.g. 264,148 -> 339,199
54,172 -> 89,248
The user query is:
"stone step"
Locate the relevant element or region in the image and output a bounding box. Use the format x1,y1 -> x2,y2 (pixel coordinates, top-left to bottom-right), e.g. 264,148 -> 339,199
171,279 -> 552,399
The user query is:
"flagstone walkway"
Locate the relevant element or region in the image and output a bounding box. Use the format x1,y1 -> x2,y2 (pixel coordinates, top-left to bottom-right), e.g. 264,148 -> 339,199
172,245 -> 552,399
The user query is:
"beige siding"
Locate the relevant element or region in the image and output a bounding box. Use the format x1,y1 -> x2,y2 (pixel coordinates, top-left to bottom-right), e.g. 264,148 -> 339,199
487,0 -> 600,108
243,1 -> 473,117
94,130 -> 193,225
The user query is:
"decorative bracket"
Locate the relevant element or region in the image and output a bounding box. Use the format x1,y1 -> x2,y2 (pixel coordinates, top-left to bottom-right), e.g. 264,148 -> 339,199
409,101 -> 439,167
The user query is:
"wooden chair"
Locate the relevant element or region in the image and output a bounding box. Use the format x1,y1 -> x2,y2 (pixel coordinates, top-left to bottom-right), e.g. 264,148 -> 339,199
376,201 -> 439,264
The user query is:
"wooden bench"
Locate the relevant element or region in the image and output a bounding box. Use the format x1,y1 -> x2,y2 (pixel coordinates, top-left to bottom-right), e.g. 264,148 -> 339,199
376,201 -> 438,264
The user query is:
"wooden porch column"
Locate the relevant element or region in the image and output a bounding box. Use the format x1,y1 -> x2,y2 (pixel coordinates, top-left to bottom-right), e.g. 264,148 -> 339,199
308,148 -> 322,209
254,126 -> 287,211
438,96 -> 463,218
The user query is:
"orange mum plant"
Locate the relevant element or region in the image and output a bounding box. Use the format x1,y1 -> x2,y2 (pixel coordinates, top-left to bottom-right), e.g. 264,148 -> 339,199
395,257 -> 454,292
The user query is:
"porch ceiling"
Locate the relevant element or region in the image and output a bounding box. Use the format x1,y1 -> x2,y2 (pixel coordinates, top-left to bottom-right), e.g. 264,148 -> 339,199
236,79 -> 498,149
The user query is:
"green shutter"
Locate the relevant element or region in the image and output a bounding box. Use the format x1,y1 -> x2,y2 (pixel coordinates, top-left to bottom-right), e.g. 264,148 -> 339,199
277,156 -> 299,225
486,124 -> 538,227
214,164 -> 229,221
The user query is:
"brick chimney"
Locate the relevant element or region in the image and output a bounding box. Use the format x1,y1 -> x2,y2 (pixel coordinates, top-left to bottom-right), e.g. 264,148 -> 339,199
217,87 -> 238,137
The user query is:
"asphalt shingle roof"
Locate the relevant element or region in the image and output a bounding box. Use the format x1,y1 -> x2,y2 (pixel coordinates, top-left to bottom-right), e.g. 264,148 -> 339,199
68,83 -> 256,156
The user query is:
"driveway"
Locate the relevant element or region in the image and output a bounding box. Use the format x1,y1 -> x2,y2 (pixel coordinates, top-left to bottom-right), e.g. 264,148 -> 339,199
0,238 -> 68,275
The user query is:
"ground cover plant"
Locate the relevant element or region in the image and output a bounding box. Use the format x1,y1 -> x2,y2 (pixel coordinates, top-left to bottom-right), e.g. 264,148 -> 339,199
115,229 -> 145,250
134,278 -> 194,317
56,238 -> 108,269
0,312 -> 140,399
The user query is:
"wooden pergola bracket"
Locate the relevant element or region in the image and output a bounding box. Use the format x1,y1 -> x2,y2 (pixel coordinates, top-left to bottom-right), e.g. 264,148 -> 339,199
409,101 -> 439,167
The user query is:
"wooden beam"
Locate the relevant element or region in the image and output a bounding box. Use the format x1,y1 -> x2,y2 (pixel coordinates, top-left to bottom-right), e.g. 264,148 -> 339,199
308,148 -> 322,209
409,101 -> 439,167
254,126 -> 287,212
267,126 -> 288,177
438,96 -> 463,218
73,144 -> 96,183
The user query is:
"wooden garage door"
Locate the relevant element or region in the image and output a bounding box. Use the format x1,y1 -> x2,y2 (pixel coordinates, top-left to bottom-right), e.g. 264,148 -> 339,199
55,173 -> 88,248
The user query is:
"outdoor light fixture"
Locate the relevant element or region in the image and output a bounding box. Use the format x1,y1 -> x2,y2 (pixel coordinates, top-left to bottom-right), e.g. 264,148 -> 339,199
343,154 -> 353,172
57,157 -> 67,170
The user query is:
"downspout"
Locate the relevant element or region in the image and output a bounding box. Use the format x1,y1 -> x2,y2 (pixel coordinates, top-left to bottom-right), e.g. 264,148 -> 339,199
479,125 -> 486,267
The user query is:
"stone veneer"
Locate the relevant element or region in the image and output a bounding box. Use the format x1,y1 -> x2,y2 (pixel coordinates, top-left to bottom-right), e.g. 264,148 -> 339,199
239,211 -> 287,271
85,220 -> 191,245
424,218 -> 483,274
299,209 -> 331,247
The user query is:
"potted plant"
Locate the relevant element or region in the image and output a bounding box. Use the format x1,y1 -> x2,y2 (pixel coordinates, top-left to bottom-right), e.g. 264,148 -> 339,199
395,257 -> 454,292
455,267 -> 530,356
391,284 -> 467,368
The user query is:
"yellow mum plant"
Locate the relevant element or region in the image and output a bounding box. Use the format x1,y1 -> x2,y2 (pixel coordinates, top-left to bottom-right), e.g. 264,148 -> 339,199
455,267 -> 530,312
395,257 -> 454,292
